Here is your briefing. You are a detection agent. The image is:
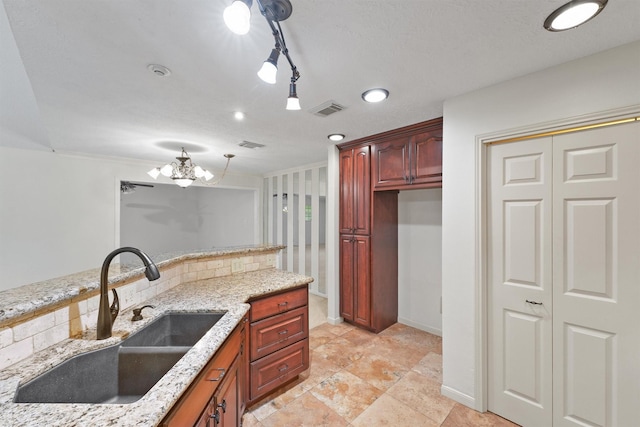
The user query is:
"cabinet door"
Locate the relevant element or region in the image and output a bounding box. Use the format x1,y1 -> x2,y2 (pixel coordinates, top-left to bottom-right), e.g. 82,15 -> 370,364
371,137 -> 411,189
339,146 -> 370,235
339,235 -> 355,322
352,236 -> 371,327
212,356 -> 239,427
411,130 -> 442,185
340,235 -> 370,327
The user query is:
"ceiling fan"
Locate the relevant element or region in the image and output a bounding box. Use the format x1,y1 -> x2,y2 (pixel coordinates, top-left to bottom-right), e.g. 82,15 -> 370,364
120,181 -> 154,194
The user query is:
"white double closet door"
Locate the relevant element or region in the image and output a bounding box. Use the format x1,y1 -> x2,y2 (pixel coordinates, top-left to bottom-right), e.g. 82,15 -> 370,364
488,121 -> 639,427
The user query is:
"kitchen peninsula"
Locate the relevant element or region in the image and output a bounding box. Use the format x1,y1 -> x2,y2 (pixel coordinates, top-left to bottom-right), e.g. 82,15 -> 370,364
0,246 -> 313,426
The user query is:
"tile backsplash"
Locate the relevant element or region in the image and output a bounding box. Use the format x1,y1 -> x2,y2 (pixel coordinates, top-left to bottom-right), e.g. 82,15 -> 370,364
0,252 -> 277,370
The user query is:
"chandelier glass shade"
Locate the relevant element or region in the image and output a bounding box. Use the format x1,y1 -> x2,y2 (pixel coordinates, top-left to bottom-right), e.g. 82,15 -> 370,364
148,148 -> 232,188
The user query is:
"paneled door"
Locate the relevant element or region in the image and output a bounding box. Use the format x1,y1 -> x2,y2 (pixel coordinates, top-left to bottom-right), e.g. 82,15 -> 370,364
488,121 -> 640,426
488,136 -> 554,426
551,122 -> 639,426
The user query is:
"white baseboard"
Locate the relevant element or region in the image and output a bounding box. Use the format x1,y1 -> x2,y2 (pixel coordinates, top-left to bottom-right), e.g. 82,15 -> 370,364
441,385 -> 479,411
397,317 -> 442,337
327,316 -> 343,325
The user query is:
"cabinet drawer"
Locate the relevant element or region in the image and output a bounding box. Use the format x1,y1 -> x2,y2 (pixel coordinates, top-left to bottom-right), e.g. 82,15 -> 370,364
250,287 -> 308,322
250,338 -> 309,400
250,306 -> 308,361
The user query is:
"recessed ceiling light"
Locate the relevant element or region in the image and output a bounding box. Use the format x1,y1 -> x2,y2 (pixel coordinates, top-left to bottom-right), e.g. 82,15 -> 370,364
362,88 -> 389,103
544,0 -> 607,31
328,134 -> 345,142
147,64 -> 171,77
234,111 -> 245,120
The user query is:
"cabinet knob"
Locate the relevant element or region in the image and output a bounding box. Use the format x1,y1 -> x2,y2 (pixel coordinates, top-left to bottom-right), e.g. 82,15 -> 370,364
209,409 -> 220,425
218,399 -> 227,413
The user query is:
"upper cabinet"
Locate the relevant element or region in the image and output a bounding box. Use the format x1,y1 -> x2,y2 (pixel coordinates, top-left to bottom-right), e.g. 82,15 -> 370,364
339,145 -> 371,235
371,117 -> 443,191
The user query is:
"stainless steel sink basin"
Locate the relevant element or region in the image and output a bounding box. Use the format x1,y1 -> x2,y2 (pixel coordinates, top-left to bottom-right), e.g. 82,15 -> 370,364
14,312 -> 225,404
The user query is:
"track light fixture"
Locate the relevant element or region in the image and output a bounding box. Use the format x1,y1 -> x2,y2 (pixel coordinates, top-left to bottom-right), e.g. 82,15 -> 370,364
257,48 -> 280,84
224,0 -> 301,110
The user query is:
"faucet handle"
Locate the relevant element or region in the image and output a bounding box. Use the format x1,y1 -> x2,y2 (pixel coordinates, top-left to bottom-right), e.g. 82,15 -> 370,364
109,289 -> 120,324
132,305 -> 155,321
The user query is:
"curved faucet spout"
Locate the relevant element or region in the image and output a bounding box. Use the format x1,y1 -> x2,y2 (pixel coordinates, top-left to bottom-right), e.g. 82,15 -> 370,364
97,247 -> 160,340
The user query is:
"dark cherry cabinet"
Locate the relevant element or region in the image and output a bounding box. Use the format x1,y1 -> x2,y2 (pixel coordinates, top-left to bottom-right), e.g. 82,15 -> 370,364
371,117 -> 443,190
338,139 -> 399,333
340,235 -> 370,327
339,145 -> 371,235
337,117 -> 442,334
248,286 -> 309,404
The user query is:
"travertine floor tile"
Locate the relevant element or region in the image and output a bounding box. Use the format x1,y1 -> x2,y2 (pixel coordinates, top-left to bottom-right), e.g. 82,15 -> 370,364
363,335 -> 428,369
351,393 -> 440,427
313,322 -> 355,337
308,326 -> 338,350
412,351 -> 443,383
313,336 -> 366,368
346,352 -> 409,391
260,392 -> 348,427
339,327 -> 378,347
386,370 -> 456,424
310,370 -> 383,422
441,403 -> 521,427
298,350 -> 342,389
240,411 -> 264,427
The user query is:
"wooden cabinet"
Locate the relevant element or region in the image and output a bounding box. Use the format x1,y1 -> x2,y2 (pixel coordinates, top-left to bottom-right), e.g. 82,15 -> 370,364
371,117 -> 443,190
340,235 -> 370,326
339,145 -> 371,235
337,118 -> 442,333
248,286 -> 309,403
337,141 -> 399,332
162,316 -> 247,427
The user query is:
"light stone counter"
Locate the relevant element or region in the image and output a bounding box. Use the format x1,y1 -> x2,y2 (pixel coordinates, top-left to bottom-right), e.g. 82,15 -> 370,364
0,245 -> 285,326
0,268 -> 313,426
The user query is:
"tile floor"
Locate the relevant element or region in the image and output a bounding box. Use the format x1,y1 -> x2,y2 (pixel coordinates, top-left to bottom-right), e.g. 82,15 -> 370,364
242,322 -> 519,426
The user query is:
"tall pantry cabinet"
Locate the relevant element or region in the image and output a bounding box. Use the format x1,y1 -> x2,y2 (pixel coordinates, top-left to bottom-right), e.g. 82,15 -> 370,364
338,117 -> 443,333
338,144 -> 399,333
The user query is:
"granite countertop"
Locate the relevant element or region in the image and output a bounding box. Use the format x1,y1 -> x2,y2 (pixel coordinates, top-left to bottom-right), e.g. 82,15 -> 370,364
0,245 -> 284,326
0,268 -> 313,426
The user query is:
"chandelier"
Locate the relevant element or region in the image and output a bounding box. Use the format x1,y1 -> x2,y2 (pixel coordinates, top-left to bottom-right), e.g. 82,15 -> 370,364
147,148 -> 235,188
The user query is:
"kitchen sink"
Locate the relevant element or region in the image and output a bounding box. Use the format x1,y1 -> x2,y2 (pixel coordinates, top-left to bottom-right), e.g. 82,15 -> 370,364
122,312 -> 225,347
14,312 -> 225,404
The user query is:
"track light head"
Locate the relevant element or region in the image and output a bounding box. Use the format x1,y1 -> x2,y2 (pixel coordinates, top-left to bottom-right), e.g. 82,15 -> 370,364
257,48 -> 279,84
223,0 -> 253,35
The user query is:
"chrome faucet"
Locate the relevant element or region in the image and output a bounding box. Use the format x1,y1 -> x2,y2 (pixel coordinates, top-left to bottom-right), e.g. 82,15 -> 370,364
97,247 -> 160,340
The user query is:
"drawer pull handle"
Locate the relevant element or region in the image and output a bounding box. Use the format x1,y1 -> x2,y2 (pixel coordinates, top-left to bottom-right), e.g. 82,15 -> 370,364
278,329 -> 289,335
206,368 -> 226,382
278,302 -> 289,307
278,364 -> 289,372
526,299 -> 543,305
218,399 -> 227,413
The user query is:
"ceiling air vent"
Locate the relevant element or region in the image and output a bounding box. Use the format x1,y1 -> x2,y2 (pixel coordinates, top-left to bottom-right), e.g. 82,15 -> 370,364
309,100 -> 346,117
239,141 -> 265,149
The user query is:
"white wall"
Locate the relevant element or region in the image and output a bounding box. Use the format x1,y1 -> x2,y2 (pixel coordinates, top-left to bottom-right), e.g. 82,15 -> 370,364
441,41 -> 640,408
0,146 -> 263,291
120,184 -> 256,262
398,189 -> 442,335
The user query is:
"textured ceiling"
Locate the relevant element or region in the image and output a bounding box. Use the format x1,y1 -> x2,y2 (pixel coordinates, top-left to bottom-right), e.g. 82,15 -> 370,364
2,0 -> 640,175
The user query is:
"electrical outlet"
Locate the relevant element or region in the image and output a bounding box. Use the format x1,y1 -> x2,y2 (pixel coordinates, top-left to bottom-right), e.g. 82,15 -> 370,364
232,259 -> 244,273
